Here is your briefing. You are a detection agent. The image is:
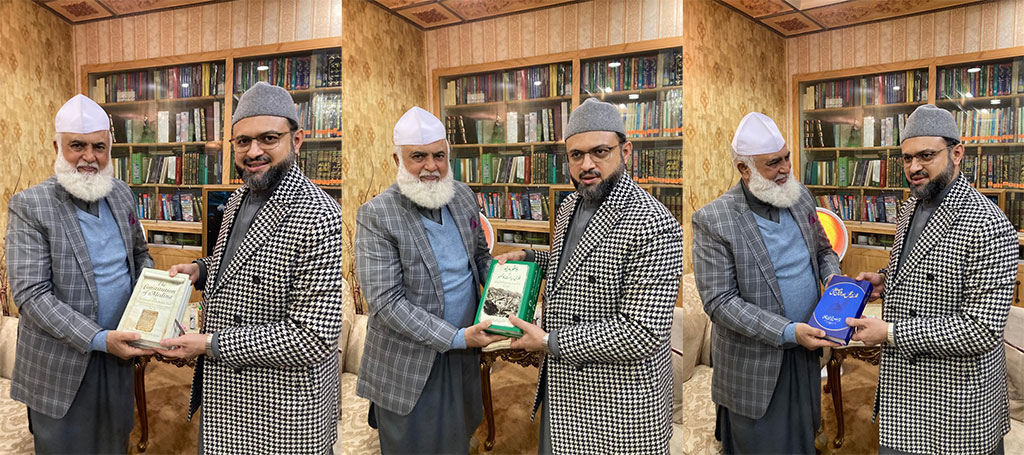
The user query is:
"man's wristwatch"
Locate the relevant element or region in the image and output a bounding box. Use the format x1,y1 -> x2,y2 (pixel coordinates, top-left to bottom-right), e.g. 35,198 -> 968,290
886,322 -> 895,346
204,333 -> 214,357
541,333 -> 551,354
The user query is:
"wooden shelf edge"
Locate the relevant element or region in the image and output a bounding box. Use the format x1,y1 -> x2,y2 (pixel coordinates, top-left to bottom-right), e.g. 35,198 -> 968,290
140,220 -> 203,234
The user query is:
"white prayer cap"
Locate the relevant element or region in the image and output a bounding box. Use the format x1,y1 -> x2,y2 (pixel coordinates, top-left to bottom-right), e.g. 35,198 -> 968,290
731,112 -> 786,156
393,106 -> 446,146
55,94 -> 110,134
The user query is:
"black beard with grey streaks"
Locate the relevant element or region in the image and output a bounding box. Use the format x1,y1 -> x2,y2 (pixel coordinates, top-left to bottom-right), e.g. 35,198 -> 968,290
236,148 -> 296,192
572,162 -> 625,202
909,155 -> 955,202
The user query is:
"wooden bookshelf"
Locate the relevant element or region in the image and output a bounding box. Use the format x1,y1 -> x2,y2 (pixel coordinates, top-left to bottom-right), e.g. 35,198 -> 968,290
794,48 -> 1024,307
81,39 -> 342,265
434,39 -> 683,250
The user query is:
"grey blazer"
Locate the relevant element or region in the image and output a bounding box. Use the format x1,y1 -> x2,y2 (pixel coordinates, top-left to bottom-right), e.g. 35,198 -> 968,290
354,181 -> 491,415
691,182 -> 840,419
5,176 -> 151,418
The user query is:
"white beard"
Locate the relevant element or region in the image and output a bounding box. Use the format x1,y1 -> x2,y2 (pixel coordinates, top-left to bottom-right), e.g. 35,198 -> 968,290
54,153 -> 114,202
747,169 -> 802,208
395,162 -> 455,209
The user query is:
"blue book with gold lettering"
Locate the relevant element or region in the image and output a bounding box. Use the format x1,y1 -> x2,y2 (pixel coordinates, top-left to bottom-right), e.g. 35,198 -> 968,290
808,276 -> 873,345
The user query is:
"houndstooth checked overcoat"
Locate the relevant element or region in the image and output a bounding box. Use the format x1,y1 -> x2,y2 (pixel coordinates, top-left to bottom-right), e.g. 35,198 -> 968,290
876,173 -> 1014,454
532,174 -> 682,454
187,164 -> 344,453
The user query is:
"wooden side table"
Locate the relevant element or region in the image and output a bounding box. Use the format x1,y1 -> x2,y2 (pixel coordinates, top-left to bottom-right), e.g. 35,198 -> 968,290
821,303 -> 884,449
479,347 -> 541,451
133,353 -> 197,453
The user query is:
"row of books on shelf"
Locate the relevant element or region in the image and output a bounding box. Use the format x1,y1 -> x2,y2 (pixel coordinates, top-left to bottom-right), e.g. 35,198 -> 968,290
653,188 -> 683,224
621,91 -> 683,137
1007,197 -> 1024,231
938,61 -> 1021,99
116,152 -> 215,186
443,63 -> 573,106
628,148 -> 682,184
580,51 -> 680,93
476,190 -> 550,221
805,156 -> 909,188
234,52 -> 342,93
298,149 -> 343,185
93,62 -> 228,103
975,153 -> 1024,188
816,194 -> 900,224
803,115 -> 909,148
446,103 -> 570,145
297,93 -> 342,138
952,106 -> 1024,143
117,103 -> 223,144
134,192 -> 203,222
803,70 -> 927,109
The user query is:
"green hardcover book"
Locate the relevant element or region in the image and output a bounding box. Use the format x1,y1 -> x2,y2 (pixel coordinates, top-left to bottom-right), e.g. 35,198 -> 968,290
481,153 -> 494,184
837,156 -> 850,187
131,153 -> 142,185
474,259 -> 543,338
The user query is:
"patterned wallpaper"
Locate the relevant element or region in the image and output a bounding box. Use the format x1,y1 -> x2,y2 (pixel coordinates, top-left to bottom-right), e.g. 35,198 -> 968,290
71,0 -> 343,91
683,0 -> 788,273
0,0 -> 77,313
341,0 -> 427,308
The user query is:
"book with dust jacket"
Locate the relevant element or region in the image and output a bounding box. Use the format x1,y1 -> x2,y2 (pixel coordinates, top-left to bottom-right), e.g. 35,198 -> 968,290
474,260 -> 542,338
116,268 -> 192,349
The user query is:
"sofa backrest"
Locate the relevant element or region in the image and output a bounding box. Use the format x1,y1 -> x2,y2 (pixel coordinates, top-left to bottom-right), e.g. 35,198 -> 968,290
0,316 -> 16,380
679,274 -> 711,381
1007,306 -> 1023,422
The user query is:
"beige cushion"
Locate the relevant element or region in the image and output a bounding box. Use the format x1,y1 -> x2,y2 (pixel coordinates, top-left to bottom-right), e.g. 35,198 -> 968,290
345,315 -> 368,375
0,317 -> 19,380
671,306 -> 684,424
339,280 -> 355,366
1007,306 -> 1024,422
679,274 -> 710,380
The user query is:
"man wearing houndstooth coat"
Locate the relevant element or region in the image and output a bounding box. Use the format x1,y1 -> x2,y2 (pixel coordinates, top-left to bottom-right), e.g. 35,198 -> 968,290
157,82 -> 344,453
848,104 -> 1014,455
498,98 -> 683,454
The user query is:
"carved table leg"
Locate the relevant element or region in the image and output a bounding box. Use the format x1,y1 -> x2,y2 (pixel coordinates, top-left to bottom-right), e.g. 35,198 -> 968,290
134,356 -> 150,453
826,353 -> 845,449
480,356 -> 495,451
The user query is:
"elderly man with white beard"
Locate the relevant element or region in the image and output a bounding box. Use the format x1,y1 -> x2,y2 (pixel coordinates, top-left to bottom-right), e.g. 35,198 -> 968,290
5,94 -> 153,453
355,106 -> 504,454
692,112 -> 841,454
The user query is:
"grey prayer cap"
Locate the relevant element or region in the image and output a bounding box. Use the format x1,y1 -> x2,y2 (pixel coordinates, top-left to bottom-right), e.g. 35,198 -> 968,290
231,82 -> 299,126
899,104 -> 960,143
565,98 -> 626,139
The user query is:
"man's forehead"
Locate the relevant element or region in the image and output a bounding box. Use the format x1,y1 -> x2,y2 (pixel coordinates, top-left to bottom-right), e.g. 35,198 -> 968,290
232,115 -> 290,135
566,131 -> 618,151
62,131 -> 110,143
401,141 -> 447,154
754,147 -> 789,162
901,136 -> 946,152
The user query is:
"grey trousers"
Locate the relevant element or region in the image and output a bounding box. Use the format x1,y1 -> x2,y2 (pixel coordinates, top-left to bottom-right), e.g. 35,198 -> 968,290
28,352 -> 134,455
